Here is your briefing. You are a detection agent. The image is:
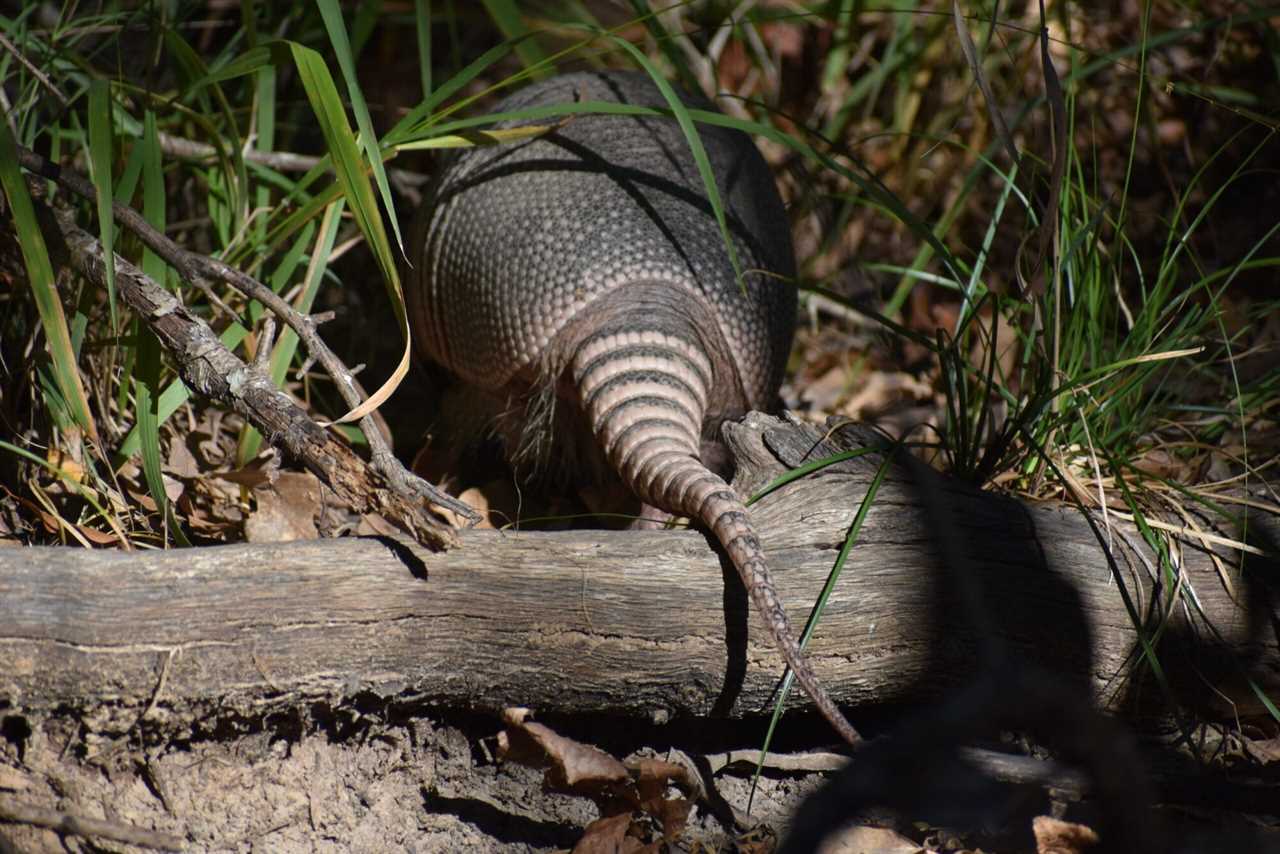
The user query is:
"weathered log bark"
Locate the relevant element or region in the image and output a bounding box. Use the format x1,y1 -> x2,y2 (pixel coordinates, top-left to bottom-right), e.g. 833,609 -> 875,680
2,415 -> 1275,729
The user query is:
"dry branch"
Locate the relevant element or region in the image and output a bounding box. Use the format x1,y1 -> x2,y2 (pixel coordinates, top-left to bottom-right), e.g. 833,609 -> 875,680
12,147 -> 478,536
154,131 -> 430,202
50,204 -> 457,546
0,179 -> 473,547
0,798 -> 183,852
2,416 -> 1274,729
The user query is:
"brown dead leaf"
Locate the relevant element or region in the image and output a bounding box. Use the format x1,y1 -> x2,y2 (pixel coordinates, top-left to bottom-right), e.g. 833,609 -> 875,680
420,479 -> 507,530
195,424 -> 230,466
837,371 -> 935,421
498,709 -> 627,791
1130,447 -> 1195,481
648,796 -> 691,844
818,824 -> 925,854
189,476 -> 245,525
799,363 -> 858,412
499,710 -> 693,850
130,488 -> 159,513
165,433 -> 201,479
1033,815 -> 1099,854
1243,735 -> 1280,765
26,497 -> 118,546
244,471 -> 322,542
628,758 -> 693,840
573,812 -> 646,854
173,475 -> 246,540
75,523 -> 120,546
629,758 -> 693,790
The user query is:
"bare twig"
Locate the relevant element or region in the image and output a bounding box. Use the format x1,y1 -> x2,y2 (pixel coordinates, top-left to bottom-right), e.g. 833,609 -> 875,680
0,31 -> 70,109
155,131 -> 430,200
15,145 -> 479,529
0,796 -> 185,851
13,198 -> 462,547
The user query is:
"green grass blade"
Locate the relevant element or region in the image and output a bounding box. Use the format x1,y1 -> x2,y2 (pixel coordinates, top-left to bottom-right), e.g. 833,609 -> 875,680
953,0 -> 1021,171
136,325 -> 190,547
0,439 -> 120,539
289,41 -> 398,295
415,0 -> 433,99
751,448 -> 896,809
161,26 -> 250,228
821,0 -> 858,92
480,0 -> 549,76
624,0 -> 701,95
959,160 -> 1019,332
385,37 -> 533,146
140,108 -> 167,289
193,44 -> 274,87
0,120 -> 99,443
87,78 -> 117,329
352,0 -> 381,55
135,110 -> 190,546
316,0 -> 405,253
288,40 -> 411,421
387,6 -> 680,149
396,124 -> 565,151
254,59 -> 278,246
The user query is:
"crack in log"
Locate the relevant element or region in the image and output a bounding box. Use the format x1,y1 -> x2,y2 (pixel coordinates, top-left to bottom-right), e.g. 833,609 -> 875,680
0,639 -> 234,654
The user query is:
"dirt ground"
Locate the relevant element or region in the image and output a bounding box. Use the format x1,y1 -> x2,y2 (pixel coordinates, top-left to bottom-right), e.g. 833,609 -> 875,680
7,698 -> 1280,853
0,701 -> 842,853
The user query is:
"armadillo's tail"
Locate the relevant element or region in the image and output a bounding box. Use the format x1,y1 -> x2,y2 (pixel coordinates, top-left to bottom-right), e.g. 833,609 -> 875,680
571,326 -> 862,746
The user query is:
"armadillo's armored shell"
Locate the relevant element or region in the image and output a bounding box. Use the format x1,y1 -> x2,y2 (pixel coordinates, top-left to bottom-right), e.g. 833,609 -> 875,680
407,71 -> 860,745
407,70 -> 797,417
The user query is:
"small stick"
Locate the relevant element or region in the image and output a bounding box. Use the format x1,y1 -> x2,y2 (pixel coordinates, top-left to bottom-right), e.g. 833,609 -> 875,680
39,202 -> 460,546
0,797 -> 185,851
154,131 -> 429,199
16,145 -> 479,530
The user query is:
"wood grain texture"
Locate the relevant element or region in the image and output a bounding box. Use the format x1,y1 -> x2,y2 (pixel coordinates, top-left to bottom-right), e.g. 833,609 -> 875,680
2,416 -> 1274,725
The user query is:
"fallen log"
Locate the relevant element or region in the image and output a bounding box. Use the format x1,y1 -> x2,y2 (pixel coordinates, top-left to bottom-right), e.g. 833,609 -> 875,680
2,415 -> 1275,729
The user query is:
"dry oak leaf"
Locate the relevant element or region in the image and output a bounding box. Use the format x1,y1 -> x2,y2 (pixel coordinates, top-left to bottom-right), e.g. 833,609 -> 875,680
574,811 -> 648,854
498,709 -> 693,849
1033,815 -> 1099,854
1244,735 -> 1280,765
244,470 -> 322,542
498,707 -> 629,792
628,758 -> 694,840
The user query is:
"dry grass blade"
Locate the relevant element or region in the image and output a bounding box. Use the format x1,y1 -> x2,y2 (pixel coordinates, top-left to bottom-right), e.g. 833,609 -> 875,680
1032,0 -> 1068,297
952,0 -> 1021,172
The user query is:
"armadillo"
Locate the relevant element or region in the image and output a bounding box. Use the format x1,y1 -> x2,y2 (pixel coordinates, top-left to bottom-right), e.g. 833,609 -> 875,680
407,70 -> 859,745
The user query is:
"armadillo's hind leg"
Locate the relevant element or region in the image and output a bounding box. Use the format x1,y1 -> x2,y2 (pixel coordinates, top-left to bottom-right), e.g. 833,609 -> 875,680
570,322 -> 862,746
630,504 -> 675,530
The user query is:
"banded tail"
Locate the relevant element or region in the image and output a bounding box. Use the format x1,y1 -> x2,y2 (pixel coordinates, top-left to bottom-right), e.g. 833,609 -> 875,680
571,323 -> 862,746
